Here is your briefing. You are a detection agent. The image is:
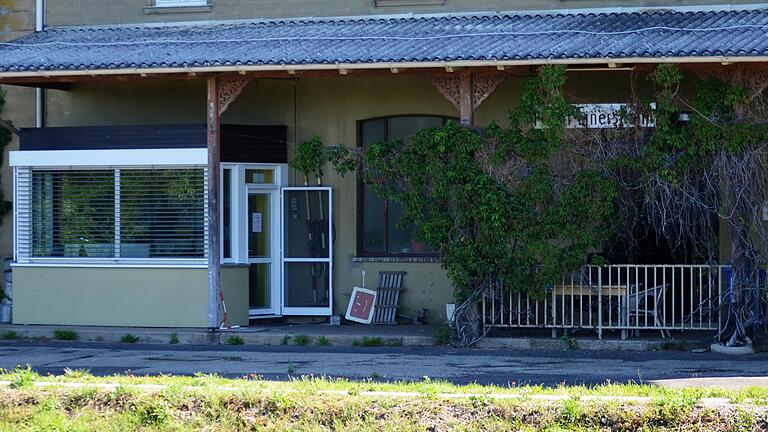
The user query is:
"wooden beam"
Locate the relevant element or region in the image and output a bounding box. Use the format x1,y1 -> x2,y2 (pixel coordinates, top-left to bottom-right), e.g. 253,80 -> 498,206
10,82 -> 72,91
206,76 -> 222,329
459,71 -> 473,126
0,65 -> 532,86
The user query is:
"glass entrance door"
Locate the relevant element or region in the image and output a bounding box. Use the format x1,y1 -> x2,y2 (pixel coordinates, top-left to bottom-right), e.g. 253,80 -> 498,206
247,187 -> 279,316
281,187 -> 333,316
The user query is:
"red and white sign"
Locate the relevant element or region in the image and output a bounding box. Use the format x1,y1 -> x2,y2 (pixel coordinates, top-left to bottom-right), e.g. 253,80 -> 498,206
345,287 -> 377,324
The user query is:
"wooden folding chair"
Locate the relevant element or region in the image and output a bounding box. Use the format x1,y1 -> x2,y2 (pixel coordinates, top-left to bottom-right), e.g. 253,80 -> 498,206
372,271 -> 406,325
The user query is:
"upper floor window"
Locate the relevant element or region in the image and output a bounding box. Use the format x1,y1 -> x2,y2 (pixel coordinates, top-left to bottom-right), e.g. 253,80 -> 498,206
357,115 -> 452,257
155,0 -> 208,7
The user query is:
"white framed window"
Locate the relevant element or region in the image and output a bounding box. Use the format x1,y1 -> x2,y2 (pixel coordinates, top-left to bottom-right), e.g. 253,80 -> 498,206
220,163 -> 287,264
154,0 -> 208,7
15,164 -> 208,266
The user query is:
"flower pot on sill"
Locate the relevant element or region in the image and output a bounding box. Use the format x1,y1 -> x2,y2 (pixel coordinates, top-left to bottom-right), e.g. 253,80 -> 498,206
410,241 -> 427,254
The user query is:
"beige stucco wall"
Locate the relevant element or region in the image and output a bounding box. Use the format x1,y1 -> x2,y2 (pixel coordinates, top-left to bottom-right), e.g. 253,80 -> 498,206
45,0 -> 763,27
37,70 -> 657,323
12,267 -> 209,327
0,1 -> 742,327
0,0 -> 35,267
221,265 -> 249,327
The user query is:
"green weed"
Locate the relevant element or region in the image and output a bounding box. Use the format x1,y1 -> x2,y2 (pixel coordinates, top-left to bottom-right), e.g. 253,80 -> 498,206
120,333 -> 140,344
63,368 -> 92,379
352,336 -> 383,347
226,335 -> 245,346
53,329 -> 78,341
293,335 -> 311,346
9,365 -> 36,389
433,322 -> 451,346
560,335 -> 579,350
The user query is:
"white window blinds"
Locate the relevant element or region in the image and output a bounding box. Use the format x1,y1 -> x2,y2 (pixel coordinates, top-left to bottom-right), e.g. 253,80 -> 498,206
16,167 -> 207,262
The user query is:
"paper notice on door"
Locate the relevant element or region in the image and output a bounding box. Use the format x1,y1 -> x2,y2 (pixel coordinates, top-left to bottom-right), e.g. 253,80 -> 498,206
251,213 -> 262,233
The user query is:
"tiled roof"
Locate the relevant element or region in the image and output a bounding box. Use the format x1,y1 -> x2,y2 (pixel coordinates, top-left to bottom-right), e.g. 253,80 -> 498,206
0,8 -> 767,73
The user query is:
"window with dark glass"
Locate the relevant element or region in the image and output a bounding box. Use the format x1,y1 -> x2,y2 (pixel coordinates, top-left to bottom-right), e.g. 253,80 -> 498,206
358,115 -> 451,256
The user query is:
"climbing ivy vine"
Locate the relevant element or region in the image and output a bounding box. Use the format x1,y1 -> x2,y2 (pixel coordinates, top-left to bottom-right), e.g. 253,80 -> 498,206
616,64 -> 768,347
363,66 -> 617,345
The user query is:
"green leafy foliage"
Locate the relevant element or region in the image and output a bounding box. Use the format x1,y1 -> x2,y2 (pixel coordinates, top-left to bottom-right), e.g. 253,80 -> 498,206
363,65 -> 616,301
9,365 -> 36,389
290,135 -> 356,184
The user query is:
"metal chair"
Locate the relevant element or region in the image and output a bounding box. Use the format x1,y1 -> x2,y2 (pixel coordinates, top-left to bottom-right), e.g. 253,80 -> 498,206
626,284 -> 670,338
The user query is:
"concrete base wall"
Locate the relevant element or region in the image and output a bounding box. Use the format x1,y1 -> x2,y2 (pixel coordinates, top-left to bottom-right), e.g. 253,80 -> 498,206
12,266 -> 209,327
221,265 -> 249,327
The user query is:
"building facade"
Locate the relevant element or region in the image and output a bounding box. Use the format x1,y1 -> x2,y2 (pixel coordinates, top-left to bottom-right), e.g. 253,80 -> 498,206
0,1 -> 764,330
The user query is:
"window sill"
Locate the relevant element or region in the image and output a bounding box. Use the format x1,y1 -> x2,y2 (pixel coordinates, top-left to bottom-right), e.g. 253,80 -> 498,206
374,0 -> 445,6
352,256 -> 439,264
144,5 -> 212,14
13,260 -> 207,269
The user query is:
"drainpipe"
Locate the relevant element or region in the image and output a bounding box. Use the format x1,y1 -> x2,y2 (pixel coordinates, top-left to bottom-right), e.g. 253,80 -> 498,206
35,0 -> 44,128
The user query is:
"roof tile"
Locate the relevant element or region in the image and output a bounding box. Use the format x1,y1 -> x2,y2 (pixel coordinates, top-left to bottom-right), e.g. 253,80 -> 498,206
0,9 -> 766,73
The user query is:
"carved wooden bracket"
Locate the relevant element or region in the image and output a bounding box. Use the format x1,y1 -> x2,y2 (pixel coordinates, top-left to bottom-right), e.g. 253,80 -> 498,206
218,78 -> 252,114
430,74 -> 462,112
430,72 -> 507,125
472,73 -> 507,111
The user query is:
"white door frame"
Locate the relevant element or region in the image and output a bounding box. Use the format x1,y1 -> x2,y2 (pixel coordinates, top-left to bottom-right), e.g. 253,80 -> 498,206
281,186 -> 333,316
221,163 -> 287,318
246,185 -> 281,317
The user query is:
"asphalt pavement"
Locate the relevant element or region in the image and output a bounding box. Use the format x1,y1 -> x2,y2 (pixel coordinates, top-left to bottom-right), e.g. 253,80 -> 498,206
0,341 -> 767,388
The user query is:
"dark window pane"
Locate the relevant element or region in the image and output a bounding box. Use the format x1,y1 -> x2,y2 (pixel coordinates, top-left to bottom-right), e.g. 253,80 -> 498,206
284,262 -> 330,308
387,199 -> 414,254
387,116 -> 443,140
362,184 -> 385,253
284,189 -> 330,259
249,263 -> 270,310
361,119 -> 385,148
359,116 -> 444,255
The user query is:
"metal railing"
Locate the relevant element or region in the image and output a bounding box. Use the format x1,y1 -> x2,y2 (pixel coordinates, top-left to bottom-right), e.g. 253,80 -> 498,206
482,264 -> 727,339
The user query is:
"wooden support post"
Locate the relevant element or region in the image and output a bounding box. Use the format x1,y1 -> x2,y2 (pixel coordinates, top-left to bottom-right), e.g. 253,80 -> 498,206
459,71 -> 473,126
206,76 -> 222,329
